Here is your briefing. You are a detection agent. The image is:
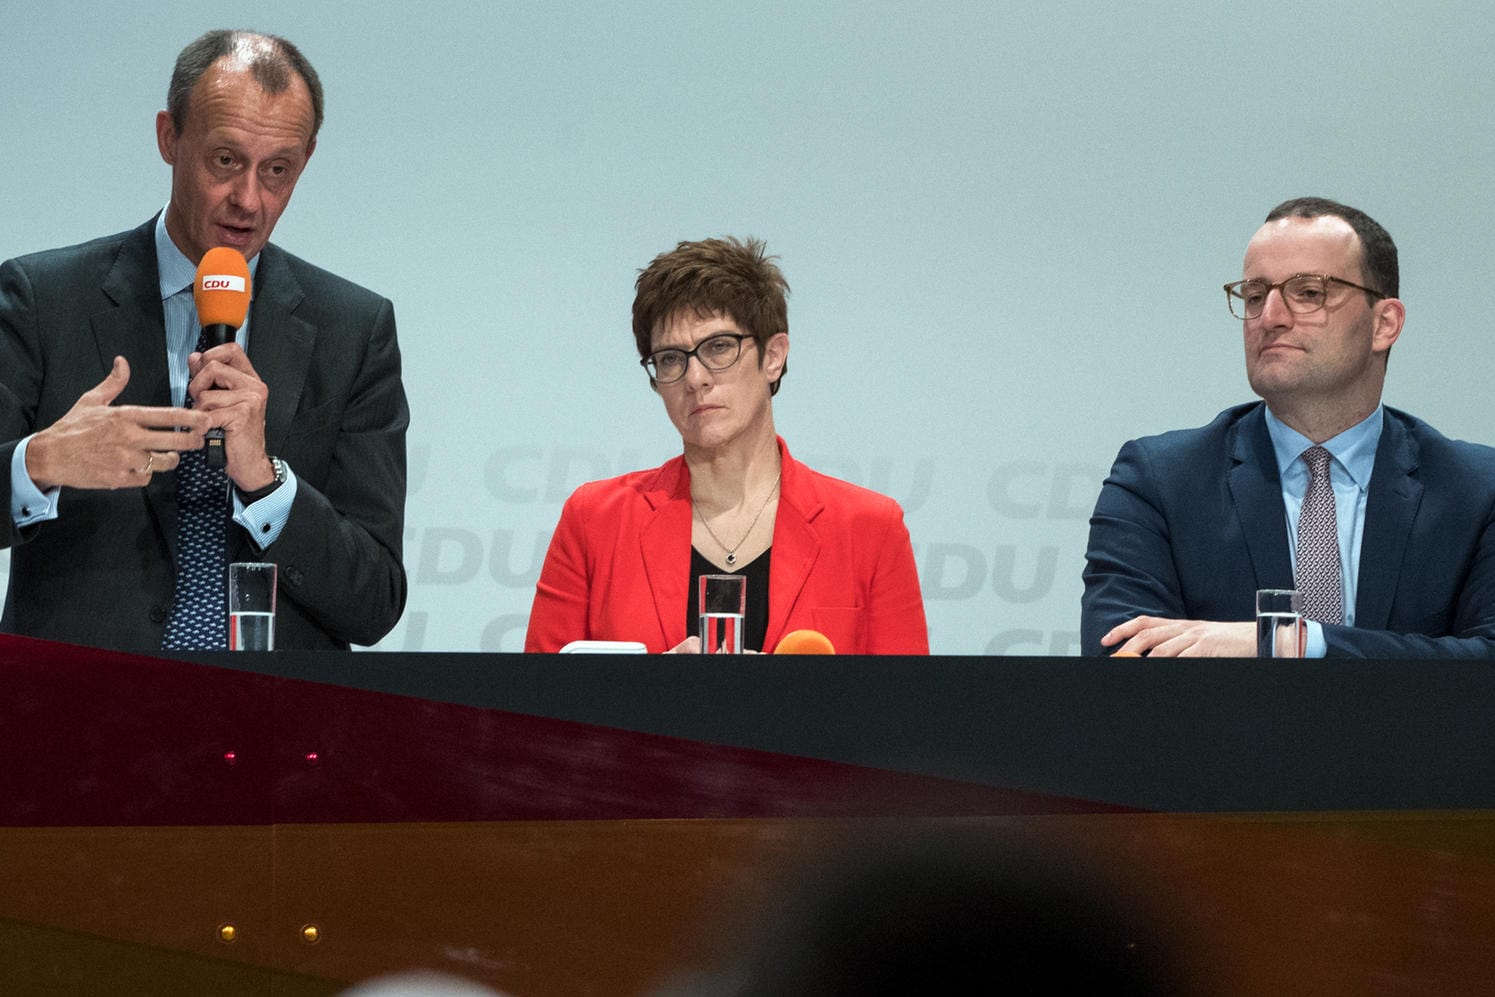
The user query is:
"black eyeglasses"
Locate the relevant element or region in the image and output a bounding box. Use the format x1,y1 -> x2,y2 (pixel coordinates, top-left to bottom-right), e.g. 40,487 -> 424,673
1222,273 -> 1385,320
640,333 -> 751,384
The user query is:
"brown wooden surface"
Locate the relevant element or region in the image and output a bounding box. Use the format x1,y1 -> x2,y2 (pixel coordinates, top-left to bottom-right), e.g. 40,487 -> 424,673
4,812 -> 1494,995
6,636 -> 1495,993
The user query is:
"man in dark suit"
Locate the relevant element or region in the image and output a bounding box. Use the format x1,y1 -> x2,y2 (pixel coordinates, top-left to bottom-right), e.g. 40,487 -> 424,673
1082,198 -> 1495,657
0,30 -> 407,651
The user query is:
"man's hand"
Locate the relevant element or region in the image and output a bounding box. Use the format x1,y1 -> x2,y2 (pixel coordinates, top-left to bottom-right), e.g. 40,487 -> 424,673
187,342 -> 274,491
25,356 -> 208,490
1101,615 -> 1255,657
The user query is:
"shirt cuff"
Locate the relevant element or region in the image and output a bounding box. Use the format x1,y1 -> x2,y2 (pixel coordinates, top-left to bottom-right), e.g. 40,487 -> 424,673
232,462 -> 298,549
1304,619 -> 1328,658
11,436 -> 60,527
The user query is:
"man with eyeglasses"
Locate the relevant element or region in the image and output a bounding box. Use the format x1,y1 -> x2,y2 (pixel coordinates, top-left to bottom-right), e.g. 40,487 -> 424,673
1081,197 -> 1495,657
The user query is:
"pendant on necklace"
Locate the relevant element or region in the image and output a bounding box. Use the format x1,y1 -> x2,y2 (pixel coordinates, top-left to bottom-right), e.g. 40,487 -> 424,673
726,552 -> 737,566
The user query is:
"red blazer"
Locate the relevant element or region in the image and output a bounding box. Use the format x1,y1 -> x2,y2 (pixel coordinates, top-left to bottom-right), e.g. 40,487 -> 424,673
525,438 -> 929,654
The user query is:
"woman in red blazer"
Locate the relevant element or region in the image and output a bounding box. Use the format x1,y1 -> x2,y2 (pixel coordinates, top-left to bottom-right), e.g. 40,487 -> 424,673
524,238 -> 928,655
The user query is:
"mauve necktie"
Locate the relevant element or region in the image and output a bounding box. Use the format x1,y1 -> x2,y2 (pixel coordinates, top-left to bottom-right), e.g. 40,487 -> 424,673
1295,445 -> 1343,625
161,325 -> 230,650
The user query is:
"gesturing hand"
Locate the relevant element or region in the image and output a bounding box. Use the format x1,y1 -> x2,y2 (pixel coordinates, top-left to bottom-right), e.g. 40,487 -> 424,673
26,356 -> 209,490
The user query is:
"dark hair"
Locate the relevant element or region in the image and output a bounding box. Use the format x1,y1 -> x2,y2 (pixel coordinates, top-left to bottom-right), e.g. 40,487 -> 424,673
714,831 -> 1190,997
633,236 -> 790,396
1264,197 -> 1398,299
167,30 -> 324,139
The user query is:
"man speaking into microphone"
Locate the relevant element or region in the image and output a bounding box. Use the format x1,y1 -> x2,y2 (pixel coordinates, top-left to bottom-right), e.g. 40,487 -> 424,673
0,30 -> 408,652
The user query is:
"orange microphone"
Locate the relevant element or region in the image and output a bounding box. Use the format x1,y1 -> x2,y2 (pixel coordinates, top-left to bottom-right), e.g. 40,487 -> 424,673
773,629 -> 836,654
192,247 -> 252,465
194,246 -> 252,341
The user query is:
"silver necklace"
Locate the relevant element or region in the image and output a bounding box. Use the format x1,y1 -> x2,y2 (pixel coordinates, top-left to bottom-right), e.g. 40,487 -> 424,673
695,472 -> 781,566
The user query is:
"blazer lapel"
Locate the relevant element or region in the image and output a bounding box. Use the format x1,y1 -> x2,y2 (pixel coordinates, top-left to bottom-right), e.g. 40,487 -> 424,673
1227,405 -> 1295,591
1355,413 -> 1420,629
765,445 -> 822,649
95,220 -> 172,406
639,459 -> 692,649
95,221 -> 178,558
245,245 -> 316,455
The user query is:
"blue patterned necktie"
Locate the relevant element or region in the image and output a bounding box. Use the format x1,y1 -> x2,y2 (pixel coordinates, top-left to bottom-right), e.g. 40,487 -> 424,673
1295,446 -> 1343,625
161,325 -> 230,650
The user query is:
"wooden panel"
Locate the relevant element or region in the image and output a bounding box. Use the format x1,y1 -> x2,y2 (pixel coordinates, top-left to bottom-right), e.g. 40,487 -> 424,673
7,813 -> 1486,995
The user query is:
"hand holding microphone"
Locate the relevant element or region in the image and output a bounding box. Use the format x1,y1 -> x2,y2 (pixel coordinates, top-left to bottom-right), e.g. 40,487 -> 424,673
17,251 -> 246,491
192,248 -> 253,467
188,250 -> 275,492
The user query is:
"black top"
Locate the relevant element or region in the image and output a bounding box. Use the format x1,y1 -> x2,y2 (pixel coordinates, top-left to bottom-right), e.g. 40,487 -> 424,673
689,547 -> 771,652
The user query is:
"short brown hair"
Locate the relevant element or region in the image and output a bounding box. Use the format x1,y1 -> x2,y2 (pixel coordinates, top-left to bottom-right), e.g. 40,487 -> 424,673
633,236 -> 790,395
168,30 -> 325,139
1264,197 -> 1397,299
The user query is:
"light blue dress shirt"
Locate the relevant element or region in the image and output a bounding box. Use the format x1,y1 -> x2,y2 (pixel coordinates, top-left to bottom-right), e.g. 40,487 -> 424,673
1264,405 -> 1383,657
10,211 -> 297,549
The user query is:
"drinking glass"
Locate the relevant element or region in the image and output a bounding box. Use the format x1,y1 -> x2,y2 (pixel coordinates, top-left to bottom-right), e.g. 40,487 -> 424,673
1255,588 -> 1303,658
698,574 -> 746,654
228,562 -> 277,651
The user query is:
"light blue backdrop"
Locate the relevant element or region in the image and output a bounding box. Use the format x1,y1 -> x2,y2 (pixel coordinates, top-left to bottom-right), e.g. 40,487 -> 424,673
3,1 -> 1492,653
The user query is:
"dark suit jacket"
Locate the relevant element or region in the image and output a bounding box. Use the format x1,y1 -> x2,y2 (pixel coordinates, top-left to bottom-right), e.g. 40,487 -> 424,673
0,218 -> 408,651
1081,402 -> 1495,657
525,438 -> 929,654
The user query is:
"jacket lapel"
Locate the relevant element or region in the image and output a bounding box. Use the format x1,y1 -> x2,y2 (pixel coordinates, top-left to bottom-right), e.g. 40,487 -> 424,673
765,442 -> 822,649
1227,405 -> 1295,591
1355,412 -> 1420,629
95,220 -> 172,406
245,245 -> 316,456
639,458 -> 692,649
95,220 -> 178,558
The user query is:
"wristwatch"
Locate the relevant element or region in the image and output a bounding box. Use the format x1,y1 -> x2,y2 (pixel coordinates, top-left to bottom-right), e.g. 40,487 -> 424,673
237,455 -> 287,504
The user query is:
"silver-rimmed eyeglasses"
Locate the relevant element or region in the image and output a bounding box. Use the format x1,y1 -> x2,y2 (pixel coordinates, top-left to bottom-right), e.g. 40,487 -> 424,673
640,333 -> 751,384
1223,273 -> 1385,320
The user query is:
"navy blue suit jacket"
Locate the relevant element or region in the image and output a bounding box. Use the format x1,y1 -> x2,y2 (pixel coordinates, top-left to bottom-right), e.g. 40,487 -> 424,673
1082,403 -> 1495,657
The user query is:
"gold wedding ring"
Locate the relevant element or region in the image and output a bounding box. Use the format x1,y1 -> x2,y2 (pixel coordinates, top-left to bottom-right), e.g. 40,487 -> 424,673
141,453 -> 156,475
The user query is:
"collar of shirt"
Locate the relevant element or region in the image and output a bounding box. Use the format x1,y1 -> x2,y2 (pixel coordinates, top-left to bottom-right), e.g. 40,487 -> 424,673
1264,404 -> 1383,498
154,209 -> 261,299
153,209 -> 262,407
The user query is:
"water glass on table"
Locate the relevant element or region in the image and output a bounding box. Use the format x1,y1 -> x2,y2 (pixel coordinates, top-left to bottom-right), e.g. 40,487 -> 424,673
1255,588 -> 1303,658
228,562 -> 277,651
698,574 -> 746,654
